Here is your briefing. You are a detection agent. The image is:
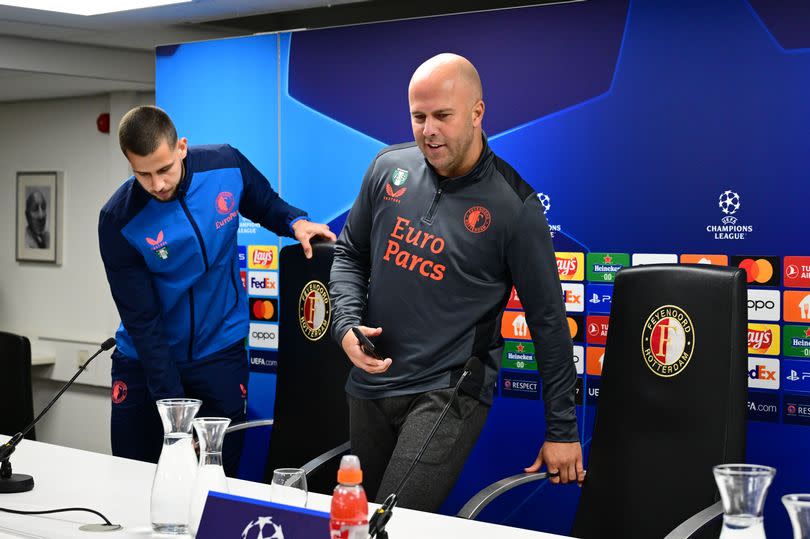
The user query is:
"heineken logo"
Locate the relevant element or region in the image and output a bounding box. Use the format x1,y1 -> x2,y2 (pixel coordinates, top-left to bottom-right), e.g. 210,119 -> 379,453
586,253 -> 629,282
391,168 -> 409,186
502,341 -> 536,371
783,325 -> 810,358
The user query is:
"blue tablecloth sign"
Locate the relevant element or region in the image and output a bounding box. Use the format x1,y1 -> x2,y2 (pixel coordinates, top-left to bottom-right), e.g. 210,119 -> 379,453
197,491 -> 330,538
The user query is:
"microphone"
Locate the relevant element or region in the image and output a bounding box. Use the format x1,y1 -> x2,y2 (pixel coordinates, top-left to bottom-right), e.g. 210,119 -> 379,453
368,357 -> 475,539
0,337 -> 116,494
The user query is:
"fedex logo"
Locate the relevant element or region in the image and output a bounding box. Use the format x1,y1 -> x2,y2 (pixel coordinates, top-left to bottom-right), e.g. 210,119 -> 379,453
247,271 -> 278,297
248,245 -> 278,269
747,357 -> 779,390
562,283 -> 584,313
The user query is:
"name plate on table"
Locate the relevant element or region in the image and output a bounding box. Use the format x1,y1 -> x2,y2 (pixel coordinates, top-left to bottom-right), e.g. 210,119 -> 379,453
197,491 -> 330,538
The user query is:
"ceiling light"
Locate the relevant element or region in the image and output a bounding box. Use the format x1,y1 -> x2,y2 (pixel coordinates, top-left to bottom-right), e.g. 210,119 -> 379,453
0,0 -> 193,16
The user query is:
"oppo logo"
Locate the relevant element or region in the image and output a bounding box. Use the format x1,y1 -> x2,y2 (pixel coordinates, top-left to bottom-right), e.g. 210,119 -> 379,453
748,299 -> 775,311
251,331 -> 276,340
747,290 -> 780,322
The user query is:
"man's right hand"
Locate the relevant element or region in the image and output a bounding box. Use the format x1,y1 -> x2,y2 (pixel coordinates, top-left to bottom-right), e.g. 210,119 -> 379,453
341,325 -> 393,374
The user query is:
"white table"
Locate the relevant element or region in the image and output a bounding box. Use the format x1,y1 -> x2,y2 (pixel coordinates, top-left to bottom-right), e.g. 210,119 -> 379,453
0,437 -> 568,538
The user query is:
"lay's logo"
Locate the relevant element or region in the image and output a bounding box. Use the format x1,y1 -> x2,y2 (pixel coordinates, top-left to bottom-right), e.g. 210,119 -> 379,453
248,245 -> 278,269
748,323 -> 780,356
556,252 -> 584,281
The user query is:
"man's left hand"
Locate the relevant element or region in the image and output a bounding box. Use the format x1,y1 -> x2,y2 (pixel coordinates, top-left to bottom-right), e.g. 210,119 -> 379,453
292,219 -> 337,259
524,441 -> 585,486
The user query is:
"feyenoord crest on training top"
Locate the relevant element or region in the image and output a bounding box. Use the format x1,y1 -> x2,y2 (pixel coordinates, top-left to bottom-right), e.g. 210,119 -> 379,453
298,280 -> 331,341
641,305 -> 695,377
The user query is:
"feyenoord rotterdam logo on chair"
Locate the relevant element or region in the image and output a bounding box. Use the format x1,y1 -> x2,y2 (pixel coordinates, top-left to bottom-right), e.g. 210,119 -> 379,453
641,305 -> 695,377
298,280 -> 331,341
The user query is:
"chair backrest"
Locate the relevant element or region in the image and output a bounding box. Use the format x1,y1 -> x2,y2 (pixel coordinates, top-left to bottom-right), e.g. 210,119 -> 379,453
263,242 -> 351,494
0,331 -> 36,440
571,265 -> 747,539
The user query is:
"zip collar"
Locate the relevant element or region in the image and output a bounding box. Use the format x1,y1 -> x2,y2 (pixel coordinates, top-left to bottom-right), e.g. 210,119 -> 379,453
175,152 -> 193,198
425,132 -> 494,192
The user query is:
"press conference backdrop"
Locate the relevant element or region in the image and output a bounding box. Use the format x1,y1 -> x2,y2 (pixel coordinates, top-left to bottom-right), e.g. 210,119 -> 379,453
156,1 -> 810,535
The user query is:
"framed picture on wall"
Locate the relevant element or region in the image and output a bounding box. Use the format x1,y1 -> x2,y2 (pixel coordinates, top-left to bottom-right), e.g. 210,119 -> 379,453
16,171 -> 63,264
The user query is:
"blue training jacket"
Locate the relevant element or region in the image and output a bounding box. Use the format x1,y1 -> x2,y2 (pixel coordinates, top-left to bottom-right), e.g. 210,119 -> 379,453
99,144 -> 306,399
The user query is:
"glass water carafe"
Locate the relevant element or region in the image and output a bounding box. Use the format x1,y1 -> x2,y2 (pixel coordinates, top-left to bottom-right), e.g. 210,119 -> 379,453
713,464 -> 776,539
188,417 -> 231,537
782,494 -> 810,539
150,398 -> 202,534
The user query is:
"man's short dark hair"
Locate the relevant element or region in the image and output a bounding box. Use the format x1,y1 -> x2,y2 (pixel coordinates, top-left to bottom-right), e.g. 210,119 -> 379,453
118,106 -> 178,157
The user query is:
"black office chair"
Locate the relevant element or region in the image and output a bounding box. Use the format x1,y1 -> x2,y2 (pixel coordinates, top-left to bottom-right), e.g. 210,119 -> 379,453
459,265 -> 748,539
226,242 -> 351,493
0,331 -> 36,440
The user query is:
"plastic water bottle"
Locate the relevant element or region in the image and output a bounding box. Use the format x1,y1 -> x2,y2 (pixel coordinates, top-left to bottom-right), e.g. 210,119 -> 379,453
330,455 -> 368,539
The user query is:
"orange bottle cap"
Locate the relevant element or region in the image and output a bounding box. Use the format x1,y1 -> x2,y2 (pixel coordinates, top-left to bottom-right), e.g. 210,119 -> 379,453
338,468 -> 363,484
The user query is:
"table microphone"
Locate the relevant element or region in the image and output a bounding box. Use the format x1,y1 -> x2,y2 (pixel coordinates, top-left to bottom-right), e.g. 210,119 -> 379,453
0,337 -> 116,494
368,357 -> 475,539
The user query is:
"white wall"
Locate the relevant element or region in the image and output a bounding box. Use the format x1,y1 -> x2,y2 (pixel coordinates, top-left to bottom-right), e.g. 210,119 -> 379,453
0,92 -> 153,454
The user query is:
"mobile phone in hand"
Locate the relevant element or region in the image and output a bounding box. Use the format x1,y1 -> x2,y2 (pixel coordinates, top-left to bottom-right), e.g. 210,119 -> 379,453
351,326 -> 383,360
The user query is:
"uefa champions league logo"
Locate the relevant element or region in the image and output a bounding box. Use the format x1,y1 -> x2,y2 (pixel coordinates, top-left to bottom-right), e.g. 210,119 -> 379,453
536,191 -> 561,237
242,516 -> 284,539
537,192 -> 551,215
718,190 -> 741,224
706,189 -> 752,240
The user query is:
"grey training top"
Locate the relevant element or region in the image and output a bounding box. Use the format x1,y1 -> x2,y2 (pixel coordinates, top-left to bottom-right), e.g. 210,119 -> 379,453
329,137 -> 578,442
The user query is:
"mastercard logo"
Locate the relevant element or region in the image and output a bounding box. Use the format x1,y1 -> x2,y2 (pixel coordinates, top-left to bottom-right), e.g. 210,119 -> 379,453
738,258 -> 773,284
250,299 -> 278,321
568,317 -> 578,338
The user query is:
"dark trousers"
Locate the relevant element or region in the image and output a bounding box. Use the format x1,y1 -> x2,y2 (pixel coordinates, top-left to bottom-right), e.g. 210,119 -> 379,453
348,387 -> 490,512
110,342 -> 248,477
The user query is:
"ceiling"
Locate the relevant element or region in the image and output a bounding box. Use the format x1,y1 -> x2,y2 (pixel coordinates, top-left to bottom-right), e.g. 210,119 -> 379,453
0,1 -> 365,50
0,0 -> 365,102
0,0 -> 560,102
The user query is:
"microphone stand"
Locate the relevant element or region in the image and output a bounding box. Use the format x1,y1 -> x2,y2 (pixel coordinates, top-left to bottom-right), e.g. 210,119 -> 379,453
0,338 -> 116,494
368,368 -> 471,539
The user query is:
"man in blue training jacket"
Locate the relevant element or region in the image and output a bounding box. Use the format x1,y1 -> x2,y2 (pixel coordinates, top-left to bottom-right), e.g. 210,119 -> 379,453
99,106 -> 335,474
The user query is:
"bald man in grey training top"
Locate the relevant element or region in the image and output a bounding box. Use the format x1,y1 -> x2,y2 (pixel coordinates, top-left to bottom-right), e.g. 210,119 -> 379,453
329,53 -> 583,511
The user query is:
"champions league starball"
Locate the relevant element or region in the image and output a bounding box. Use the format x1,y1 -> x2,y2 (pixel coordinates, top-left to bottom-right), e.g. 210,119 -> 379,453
718,190 -> 740,215
242,516 -> 284,539
537,192 -> 551,214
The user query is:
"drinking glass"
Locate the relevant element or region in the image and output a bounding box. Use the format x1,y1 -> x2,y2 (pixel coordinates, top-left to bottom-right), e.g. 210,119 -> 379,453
270,468 -> 308,507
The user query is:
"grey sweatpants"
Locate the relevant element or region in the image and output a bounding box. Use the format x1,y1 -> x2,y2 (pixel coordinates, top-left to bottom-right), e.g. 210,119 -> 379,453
348,387 -> 490,512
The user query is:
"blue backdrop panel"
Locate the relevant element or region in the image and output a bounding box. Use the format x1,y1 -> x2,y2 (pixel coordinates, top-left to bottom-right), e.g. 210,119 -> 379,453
156,35 -> 281,480
278,32 -> 386,232
156,1 -> 810,535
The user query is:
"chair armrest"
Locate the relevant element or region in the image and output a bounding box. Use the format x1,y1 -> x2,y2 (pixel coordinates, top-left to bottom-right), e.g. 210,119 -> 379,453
300,441 -> 351,478
457,472 -> 549,519
663,500 -> 723,539
224,419 -> 274,434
